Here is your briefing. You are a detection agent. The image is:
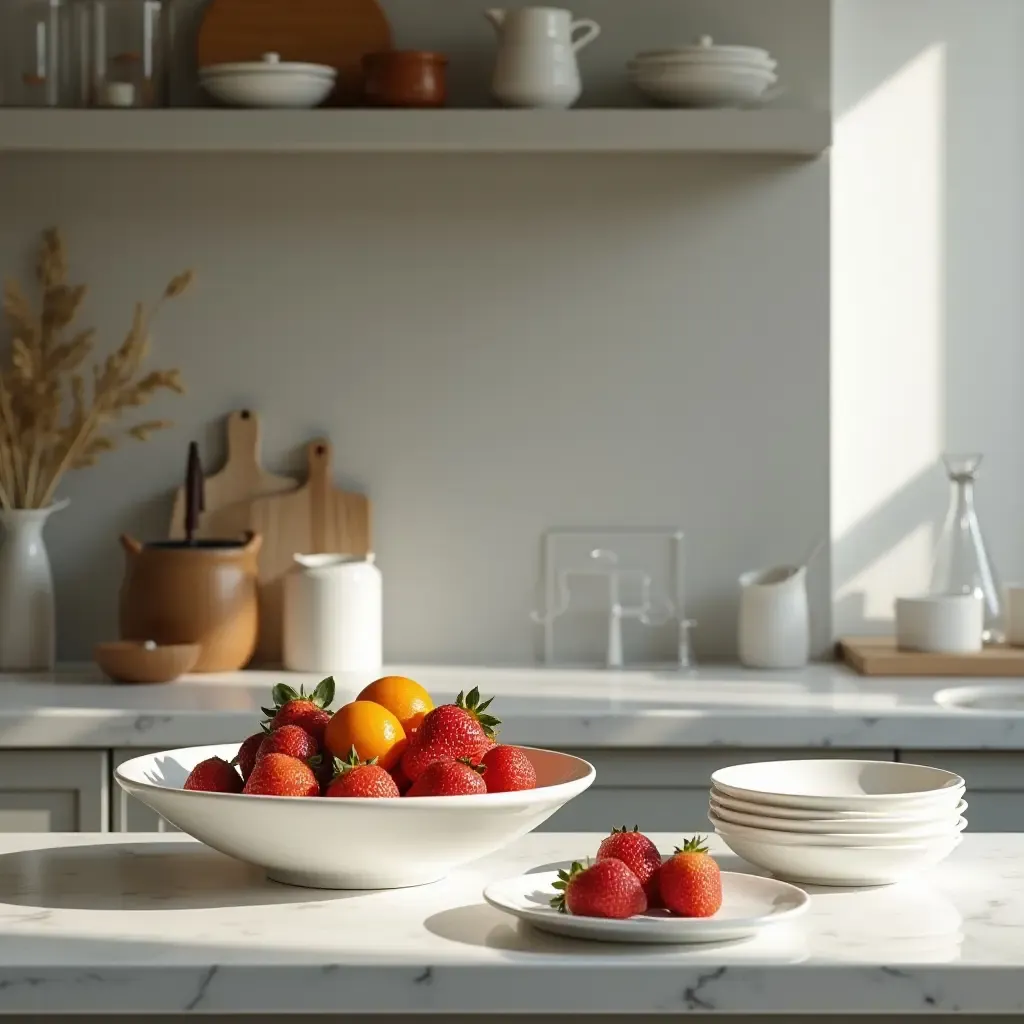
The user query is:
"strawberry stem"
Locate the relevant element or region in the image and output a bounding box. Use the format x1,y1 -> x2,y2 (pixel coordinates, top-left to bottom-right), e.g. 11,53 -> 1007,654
673,835 -> 711,855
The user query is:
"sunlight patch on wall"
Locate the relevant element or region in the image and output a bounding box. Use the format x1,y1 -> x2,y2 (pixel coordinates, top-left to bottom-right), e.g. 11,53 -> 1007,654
831,43 -> 947,625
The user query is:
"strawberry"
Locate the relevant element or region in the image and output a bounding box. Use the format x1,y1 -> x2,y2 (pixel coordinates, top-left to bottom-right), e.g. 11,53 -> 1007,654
481,745 -> 537,793
659,835 -> 722,918
184,756 -> 243,793
261,677 -> 335,746
232,731 -> 266,782
401,687 -> 500,780
324,747 -> 400,799
597,826 -> 664,906
242,753 -> 319,797
256,724 -> 317,764
406,757 -> 487,796
550,858 -> 647,919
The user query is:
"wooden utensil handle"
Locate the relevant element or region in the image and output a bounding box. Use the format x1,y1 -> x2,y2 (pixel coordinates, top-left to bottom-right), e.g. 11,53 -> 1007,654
307,439 -> 332,551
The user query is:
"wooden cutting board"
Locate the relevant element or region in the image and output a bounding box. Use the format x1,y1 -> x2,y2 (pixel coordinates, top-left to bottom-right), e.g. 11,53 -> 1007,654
169,410 -> 298,541
248,438 -> 372,664
838,636 -> 1024,677
196,0 -> 392,104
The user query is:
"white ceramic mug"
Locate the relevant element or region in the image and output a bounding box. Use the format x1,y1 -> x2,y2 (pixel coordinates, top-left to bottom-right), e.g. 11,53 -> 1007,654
1004,585 -> 1024,647
283,554 -> 382,673
894,594 -> 983,653
738,565 -> 810,669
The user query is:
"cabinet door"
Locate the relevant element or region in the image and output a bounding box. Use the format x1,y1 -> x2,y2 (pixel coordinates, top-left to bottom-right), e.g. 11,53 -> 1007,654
112,748 -> 180,833
0,751 -> 109,832
540,748 -> 896,833
899,751 -> 1024,832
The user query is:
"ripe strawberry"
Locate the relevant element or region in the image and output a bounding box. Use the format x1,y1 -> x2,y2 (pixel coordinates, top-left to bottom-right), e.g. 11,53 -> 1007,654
597,826 -> 664,906
401,687 -> 500,780
324,747 -> 400,799
242,753 -> 319,797
659,836 -> 722,918
261,677 -> 335,746
406,757 -> 487,796
481,745 -> 537,793
550,858 -> 647,919
184,756 -> 243,793
256,724 -> 317,764
232,731 -> 266,782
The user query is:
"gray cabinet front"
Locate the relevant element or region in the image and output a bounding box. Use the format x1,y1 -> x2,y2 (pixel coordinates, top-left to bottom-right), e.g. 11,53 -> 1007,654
0,750 -> 109,832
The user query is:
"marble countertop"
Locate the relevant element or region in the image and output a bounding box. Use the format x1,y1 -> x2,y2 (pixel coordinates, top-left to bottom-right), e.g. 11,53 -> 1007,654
0,662 -> 1018,751
0,831 -> 1020,1015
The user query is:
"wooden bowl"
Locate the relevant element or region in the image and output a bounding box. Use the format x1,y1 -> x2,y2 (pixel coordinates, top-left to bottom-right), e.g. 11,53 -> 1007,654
362,50 -> 448,108
94,641 -> 201,685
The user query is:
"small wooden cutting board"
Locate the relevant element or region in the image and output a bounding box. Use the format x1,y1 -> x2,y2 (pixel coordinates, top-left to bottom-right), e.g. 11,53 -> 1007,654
838,636 -> 1024,677
169,410 -> 298,541
247,439 -> 371,664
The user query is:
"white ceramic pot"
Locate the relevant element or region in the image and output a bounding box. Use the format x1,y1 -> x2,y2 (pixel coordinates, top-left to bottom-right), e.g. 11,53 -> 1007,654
0,500 -> 68,671
738,564 -> 810,669
1006,585 -> 1024,647
895,594 -> 984,653
283,554 -> 382,674
485,6 -> 600,109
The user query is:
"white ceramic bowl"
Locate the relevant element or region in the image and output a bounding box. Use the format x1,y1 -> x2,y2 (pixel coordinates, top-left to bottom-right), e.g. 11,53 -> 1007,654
629,66 -> 778,108
711,760 -> 965,812
895,594 -> 984,653
710,810 -> 968,847
200,53 -> 336,109
710,786 -> 967,821
115,743 -> 595,889
710,796 -> 968,835
718,830 -> 962,886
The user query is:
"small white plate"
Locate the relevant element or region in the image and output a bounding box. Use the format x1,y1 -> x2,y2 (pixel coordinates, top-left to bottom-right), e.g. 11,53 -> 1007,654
483,868 -> 809,945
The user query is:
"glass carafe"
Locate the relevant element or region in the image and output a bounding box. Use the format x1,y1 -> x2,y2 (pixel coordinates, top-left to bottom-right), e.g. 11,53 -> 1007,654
930,453 -> 1002,642
2,0 -> 74,107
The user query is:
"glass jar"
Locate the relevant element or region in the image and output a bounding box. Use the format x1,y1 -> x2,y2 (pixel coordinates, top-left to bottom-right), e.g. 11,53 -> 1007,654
1,0 -> 74,106
74,0 -> 166,107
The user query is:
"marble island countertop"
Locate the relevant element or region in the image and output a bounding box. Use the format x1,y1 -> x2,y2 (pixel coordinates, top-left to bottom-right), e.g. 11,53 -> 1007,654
0,831 -> 1021,1015
0,663 -> 1020,750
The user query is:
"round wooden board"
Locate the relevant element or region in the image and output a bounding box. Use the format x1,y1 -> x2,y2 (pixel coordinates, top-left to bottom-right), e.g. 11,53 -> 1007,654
197,0 -> 392,104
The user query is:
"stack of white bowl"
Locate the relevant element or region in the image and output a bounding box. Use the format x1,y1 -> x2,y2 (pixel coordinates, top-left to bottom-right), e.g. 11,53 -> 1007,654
709,760 -> 966,886
628,35 -> 779,108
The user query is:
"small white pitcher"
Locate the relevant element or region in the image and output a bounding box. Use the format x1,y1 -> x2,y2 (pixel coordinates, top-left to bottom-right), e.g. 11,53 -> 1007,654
738,565 -> 810,669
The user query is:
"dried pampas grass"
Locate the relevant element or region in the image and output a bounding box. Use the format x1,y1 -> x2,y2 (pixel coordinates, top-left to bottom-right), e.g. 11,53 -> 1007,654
0,228 -> 193,509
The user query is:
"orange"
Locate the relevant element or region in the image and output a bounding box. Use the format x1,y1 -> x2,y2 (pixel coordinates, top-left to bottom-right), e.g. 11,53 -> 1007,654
357,676 -> 434,734
325,701 -> 407,771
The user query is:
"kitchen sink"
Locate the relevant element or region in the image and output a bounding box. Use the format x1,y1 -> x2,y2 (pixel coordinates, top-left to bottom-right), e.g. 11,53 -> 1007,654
935,684 -> 1024,712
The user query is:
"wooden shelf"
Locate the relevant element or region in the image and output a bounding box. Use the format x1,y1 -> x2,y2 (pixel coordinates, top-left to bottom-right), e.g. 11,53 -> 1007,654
0,108 -> 831,156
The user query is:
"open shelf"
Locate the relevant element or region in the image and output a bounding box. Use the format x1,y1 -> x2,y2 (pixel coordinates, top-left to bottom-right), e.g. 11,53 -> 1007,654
0,108 -> 831,156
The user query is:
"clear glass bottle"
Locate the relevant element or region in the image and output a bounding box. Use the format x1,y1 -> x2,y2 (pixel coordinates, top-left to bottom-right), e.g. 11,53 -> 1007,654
930,453 -> 1003,642
2,0 -> 74,106
74,0 -> 166,107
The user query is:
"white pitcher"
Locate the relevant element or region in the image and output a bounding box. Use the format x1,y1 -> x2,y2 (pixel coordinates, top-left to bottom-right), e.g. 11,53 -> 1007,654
738,565 -> 810,670
485,7 -> 601,109
283,554 -> 382,674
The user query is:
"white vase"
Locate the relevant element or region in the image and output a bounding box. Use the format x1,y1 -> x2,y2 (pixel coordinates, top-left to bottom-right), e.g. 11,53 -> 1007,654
738,564 -> 810,669
0,500 -> 68,671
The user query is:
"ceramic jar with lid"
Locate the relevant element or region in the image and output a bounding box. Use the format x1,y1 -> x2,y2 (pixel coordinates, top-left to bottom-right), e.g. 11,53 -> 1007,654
1,0 -> 74,107
283,554 -> 383,674
73,0 -> 169,107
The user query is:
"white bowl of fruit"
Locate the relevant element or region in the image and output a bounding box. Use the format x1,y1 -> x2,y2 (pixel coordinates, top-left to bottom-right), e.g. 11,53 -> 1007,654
114,675 -> 595,889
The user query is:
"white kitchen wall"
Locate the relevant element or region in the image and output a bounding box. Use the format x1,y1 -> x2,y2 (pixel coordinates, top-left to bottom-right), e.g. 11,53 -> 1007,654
0,0 -> 831,665
832,0 -> 1024,634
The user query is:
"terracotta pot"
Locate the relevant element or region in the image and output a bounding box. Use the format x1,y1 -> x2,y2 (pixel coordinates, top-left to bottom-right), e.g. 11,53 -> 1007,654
362,50 -> 448,108
118,533 -> 262,672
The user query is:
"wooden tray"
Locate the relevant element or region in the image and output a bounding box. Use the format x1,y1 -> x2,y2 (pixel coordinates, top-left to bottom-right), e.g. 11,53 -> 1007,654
838,636 -> 1024,677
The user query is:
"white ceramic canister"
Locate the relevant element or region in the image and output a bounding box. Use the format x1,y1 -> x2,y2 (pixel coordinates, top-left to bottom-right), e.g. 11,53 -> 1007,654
282,554 -> 382,674
738,565 -> 810,669
895,594 -> 983,653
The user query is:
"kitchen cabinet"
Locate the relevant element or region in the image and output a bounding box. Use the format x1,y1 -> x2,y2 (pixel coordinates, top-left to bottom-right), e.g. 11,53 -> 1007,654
900,751 -> 1024,832
112,748 -> 178,833
0,751 -> 109,832
541,748 -> 895,832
